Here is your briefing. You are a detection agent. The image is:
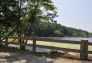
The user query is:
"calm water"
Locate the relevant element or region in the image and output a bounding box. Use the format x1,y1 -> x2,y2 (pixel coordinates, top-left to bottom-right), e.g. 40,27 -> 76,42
52,37 -> 92,42
26,37 -> 92,52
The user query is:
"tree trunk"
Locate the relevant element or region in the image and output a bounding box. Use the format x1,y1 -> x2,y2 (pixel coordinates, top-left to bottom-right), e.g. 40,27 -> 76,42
20,45 -> 25,50
19,39 -> 25,50
17,30 -> 26,50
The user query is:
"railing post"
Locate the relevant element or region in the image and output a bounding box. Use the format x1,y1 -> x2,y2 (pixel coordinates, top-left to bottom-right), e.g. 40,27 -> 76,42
80,40 -> 88,60
32,36 -> 36,53
5,36 -> 8,46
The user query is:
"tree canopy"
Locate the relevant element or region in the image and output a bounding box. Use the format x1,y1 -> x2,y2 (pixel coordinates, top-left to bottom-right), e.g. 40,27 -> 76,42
0,0 -> 57,36
0,0 -> 57,49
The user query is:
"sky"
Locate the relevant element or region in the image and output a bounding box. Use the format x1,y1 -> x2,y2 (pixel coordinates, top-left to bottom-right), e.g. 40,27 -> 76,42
52,0 -> 92,32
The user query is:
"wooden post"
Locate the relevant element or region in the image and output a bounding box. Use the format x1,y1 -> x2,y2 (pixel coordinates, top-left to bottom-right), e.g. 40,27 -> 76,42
5,36 -> 8,47
32,36 -> 36,53
80,40 -> 88,60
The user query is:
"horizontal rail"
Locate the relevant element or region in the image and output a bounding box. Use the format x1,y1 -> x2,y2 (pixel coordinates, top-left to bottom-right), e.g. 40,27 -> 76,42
88,42 -> 92,46
36,37 -> 81,44
8,36 -> 33,40
8,36 -> 81,44
5,42 -> 80,53
1,41 -> 92,54
5,36 -> 92,45
7,42 -> 33,46
88,51 -> 92,54
35,45 -> 80,53
2,41 -> 91,54
2,36 -> 92,46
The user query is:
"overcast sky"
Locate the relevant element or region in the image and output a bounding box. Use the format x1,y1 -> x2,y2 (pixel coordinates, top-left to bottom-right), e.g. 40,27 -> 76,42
52,0 -> 92,32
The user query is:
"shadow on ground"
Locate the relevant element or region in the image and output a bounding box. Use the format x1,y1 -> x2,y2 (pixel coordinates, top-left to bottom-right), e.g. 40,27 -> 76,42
0,52 -> 92,63
0,52 -> 53,63
0,47 -> 92,63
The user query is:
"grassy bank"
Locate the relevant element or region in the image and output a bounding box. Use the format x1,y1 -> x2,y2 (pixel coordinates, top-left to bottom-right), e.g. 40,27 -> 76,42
27,40 -> 92,51
8,38 -> 92,51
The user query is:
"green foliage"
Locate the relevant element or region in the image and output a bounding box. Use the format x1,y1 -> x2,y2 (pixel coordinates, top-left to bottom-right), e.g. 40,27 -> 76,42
0,0 -> 57,48
0,0 -> 56,36
35,22 -> 91,37
0,0 -> 20,36
0,0 -> 91,38
53,30 -> 61,36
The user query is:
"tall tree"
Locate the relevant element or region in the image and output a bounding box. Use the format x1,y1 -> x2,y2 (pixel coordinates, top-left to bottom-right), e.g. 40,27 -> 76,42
16,0 -> 57,49
26,0 -> 57,36
0,0 -> 21,45
0,0 -> 57,49
0,0 -> 19,35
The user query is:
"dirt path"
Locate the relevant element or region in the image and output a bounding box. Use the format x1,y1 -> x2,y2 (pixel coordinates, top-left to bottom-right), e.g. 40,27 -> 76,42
0,52 -> 53,63
0,52 -> 92,63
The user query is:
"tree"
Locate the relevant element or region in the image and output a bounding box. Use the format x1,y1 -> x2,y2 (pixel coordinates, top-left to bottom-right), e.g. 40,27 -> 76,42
53,30 -> 62,36
0,0 -> 19,35
15,0 -> 57,49
0,0 -> 57,49
25,0 -> 56,36
0,0 -> 21,45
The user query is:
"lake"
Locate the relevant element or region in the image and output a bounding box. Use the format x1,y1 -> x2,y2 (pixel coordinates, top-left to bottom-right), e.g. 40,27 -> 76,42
52,37 -> 92,42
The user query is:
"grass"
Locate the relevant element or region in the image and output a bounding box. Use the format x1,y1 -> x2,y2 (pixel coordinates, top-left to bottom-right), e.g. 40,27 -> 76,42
31,41 -> 92,56
27,40 -> 92,51
8,38 -> 92,51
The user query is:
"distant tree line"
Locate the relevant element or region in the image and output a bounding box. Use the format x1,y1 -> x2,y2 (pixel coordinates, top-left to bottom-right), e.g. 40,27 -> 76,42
34,22 -> 92,37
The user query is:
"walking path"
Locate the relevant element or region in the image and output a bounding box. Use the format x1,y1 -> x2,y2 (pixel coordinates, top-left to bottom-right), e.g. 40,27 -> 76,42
0,52 -> 92,63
